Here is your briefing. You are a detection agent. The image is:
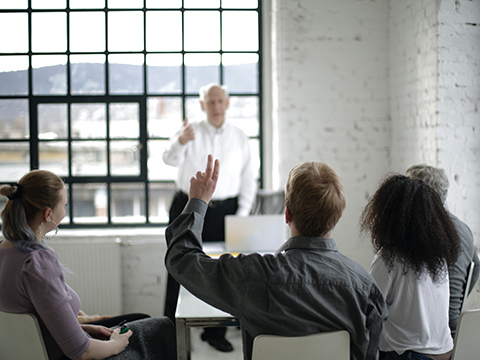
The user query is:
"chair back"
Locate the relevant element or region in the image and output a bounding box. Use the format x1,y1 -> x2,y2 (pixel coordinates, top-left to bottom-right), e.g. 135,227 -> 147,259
252,330 -> 350,360
251,189 -> 285,215
0,310 -> 49,360
451,309 -> 480,360
460,261 -> 475,313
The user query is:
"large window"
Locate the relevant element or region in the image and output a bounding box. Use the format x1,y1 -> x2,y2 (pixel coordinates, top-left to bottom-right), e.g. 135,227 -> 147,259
0,0 -> 262,227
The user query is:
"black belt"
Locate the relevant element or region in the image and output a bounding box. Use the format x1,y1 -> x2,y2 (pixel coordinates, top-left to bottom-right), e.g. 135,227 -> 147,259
178,191 -> 237,208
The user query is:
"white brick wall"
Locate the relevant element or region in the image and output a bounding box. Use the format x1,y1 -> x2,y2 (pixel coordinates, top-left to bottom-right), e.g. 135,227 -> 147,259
388,0 -> 439,170
437,0 -> 480,240
271,0 -> 479,269
272,0 -> 390,268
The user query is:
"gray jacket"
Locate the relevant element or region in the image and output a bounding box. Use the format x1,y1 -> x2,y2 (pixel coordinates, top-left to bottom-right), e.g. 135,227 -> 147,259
165,198 -> 388,360
448,212 -> 480,338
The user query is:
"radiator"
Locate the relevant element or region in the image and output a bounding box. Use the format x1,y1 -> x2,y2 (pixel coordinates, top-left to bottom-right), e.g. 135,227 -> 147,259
49,238 -> 123,316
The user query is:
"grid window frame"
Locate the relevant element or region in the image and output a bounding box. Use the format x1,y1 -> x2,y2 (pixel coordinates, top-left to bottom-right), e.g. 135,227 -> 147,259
0,0 -> 263,228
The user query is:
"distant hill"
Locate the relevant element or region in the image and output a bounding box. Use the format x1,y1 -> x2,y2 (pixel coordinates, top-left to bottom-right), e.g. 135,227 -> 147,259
0,62 -> 257,121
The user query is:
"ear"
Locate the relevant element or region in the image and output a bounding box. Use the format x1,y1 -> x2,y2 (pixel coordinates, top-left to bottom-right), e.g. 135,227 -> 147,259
225,97 -> 230,109
200,100 -> 206,112
42,208 -> 52,222
285,207 -> 291,224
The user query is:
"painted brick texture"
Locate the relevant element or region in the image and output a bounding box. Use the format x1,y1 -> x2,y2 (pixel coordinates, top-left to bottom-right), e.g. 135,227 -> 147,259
273,0 -> 390,267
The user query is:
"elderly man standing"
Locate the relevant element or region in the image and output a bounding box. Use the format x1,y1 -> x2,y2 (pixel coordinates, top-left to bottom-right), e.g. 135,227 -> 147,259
165,155 -> 388,360
406,164 -> 480,338
162,83 -> 256,352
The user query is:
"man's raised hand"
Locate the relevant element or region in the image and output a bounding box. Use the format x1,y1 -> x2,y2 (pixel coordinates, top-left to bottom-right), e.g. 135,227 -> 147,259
179,118 -> 195,145
189,154 -> 220,204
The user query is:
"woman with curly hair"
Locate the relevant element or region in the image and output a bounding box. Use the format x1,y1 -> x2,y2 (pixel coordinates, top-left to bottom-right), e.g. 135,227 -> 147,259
361,174 -> 460,360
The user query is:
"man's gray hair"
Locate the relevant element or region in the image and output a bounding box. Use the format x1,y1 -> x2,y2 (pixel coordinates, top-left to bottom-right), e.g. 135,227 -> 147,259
405,164 -> 449,203
199,83 -> 229,101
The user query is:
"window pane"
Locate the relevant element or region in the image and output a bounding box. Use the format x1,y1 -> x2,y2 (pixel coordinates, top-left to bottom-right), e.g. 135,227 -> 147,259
249,138 -> 260,180
0,189 -> 6,222
148,140 -> 178,181
222,11 -> 258,51
149,182 -> 176,223
61,184 -> 70,224
184,0 -> 219,8
70,0 -> 105,9
228,96 -> 259,137
0,99 -> 29,139
71,103 -> 107,139
38,103 -> 68,139
146,11 -> 182,51
32,13 -> 67,52
109,103 -> 139,139
0,56 -> 29,96
0,142 -> 30,181
70,12 -> 105,52
0,13 -> 28,53
110,141 -> 140,176
109,54 -> 144,95
185,96 -> 204,122
185,53 -> 220,94
111,183 -> 145,223
72,183 -> 108,224
147,54 -> 182,94
39,141 -> 69,176
223,53 -> 258,93
222,0 -> 258,8
71,55 -> 106,95
184,11 -> 220,51
32,0 -> 66,8
72,141 -> 107,176
0,0 -> 28,9
147,97 -> 182,137
108,0 -> 143,8
32,55 -> 67,95
146,0 -> 181,8
108,11 -> 144,51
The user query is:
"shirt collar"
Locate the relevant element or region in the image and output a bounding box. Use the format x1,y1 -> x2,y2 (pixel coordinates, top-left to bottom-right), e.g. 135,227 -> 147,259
275,235 -> 338,255
203,118 -> 227,134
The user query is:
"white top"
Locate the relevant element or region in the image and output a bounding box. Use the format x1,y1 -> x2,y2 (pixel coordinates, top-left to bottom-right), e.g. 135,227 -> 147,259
369,253 -> 453,355
163,119 -> 256,216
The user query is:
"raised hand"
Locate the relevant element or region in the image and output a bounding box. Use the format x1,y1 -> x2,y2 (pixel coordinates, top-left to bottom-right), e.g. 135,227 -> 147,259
189,154 -> 220,204
179,118 -> 195,145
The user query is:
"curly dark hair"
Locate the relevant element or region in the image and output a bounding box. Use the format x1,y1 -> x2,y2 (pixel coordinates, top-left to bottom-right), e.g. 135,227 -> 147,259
360,174 -> 460,282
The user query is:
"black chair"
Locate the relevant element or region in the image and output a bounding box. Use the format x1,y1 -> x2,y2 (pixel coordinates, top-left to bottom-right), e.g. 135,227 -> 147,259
251,189 -> 285,215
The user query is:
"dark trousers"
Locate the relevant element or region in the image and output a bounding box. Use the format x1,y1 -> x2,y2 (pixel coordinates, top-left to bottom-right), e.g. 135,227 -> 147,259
379,351 -> 437,360
89,313 -> 150,328
164,191 -> 238,339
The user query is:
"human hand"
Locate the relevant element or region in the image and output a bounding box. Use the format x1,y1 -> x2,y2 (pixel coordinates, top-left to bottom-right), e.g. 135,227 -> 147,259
179,118 -> 195,145
81,324 -> 113,340
189,154 -> 220,204
77,310 -> 112,324
110,327 -> 132,353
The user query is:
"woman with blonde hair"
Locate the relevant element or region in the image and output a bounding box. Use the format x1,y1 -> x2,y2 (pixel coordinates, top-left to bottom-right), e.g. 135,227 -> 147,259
0,170 -> 175,360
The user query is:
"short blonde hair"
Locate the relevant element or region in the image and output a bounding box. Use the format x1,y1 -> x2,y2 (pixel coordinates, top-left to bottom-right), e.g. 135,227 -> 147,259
285,162 -> 346,237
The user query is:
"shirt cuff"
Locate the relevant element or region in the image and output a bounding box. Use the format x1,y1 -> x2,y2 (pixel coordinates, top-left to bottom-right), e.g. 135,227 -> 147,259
184,197 -> 209,217
236,206 -> 251,217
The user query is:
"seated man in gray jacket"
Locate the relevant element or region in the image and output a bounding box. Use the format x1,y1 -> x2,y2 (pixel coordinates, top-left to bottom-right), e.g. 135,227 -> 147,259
406,164 -> 480,338
165,155 -> 388,360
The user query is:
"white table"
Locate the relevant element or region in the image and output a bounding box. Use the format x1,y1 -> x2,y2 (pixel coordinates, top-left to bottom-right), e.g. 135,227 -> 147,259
175,286 -> 239,360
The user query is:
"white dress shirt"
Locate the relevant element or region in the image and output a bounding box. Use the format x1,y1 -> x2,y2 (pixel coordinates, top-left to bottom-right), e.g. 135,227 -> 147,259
163,119 -> 256,216
369,253 -> 454,356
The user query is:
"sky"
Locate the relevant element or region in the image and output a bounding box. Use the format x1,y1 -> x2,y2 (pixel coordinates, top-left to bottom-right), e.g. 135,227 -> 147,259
0,1 -> 259,71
